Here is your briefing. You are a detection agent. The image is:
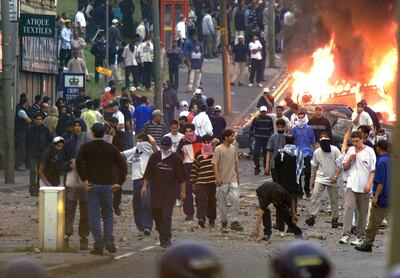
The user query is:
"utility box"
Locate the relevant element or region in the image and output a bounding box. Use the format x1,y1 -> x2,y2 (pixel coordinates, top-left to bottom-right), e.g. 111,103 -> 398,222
38,187 -> 65,249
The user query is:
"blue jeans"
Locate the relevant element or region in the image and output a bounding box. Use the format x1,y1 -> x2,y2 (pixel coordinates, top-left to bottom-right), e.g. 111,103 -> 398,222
133,179 -> 153,231
86,184 -> 114,250
253,139 -> 268,171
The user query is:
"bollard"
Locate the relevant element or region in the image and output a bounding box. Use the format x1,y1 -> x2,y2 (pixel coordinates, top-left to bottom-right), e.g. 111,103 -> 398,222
38,187 -> 65,249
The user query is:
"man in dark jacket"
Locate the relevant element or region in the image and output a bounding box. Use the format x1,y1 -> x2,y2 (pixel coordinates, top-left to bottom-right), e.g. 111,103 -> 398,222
15,97 -> 32,171
90,33 -> 107,83
211,105 -> 226,141
251,182 -> 302,241
166,40 -> 183,90
26,113 -> 53,196
250,106 -> 274,175
162,81 -> 180,126
361,99 -> 380,132
307,106 -> 332,140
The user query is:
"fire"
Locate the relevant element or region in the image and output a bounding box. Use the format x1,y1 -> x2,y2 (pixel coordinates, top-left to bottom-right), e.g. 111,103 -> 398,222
290,35 -> 398,121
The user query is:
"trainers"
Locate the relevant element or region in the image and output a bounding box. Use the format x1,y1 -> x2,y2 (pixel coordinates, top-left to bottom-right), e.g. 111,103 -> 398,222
248,83 -> 254,87
161,241 -> 172,249
230,221 -> 244,232
257,83 -> 263,88
80,238 -> 89,250
355,244 -> 372,252
209,220 -> 215,228
305,216 -> 315,227
305,192 -> 312,198
90,249 -> 104,256
272,224 -> 285,232
254,168 -> 261,175
105,244 -> 117,253
261,234 -> 271,241
351,236 -> 365,246
143,229 -> 151,236
220,222 -> 229,233
339,234 -> 351,244
198,219 -> 206,228
331,219 -> 339,229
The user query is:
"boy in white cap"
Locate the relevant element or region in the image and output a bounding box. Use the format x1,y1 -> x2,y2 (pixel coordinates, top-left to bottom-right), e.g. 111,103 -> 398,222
231,35 -> 248,86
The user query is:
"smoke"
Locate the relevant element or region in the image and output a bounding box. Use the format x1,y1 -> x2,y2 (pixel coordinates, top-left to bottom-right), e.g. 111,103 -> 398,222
284,0 -> 395,82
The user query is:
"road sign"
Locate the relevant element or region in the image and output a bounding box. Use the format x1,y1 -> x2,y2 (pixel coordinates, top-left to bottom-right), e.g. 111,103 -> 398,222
96,66 -> 112,76
63,73 -> 85,101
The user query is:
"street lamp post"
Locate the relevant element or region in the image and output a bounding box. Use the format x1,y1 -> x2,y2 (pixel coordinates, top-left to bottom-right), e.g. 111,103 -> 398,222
220,0 -> 231,115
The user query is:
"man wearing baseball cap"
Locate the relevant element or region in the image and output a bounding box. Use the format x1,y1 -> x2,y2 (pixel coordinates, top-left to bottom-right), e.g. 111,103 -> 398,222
211,105 -> 227,141
38,137 -> 65,187
250,106 -> 274,175
256,87 -> 274,111
141,136 -> 186,248
230,34 -> 248,86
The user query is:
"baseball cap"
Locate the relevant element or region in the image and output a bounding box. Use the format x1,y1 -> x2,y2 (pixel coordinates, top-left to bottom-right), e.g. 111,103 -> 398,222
160,136 -> 173,150
112,19 -> 119,24
238,34 -> 244,39
91,123 -> 106,137
181,100 -> 189,107
259,106 -> 268,112
194,88 -> 202,95
214,105 -> 222,111
53,136 -> 65,144
104,87 -> 111,93
129,86 -> 136,92
180,111 -> 190,117
153,109 -> 164,117
263,87 -> 271,94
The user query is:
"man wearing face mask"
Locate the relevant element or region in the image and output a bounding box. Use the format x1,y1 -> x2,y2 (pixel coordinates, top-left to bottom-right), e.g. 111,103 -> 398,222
291,111 -> 316,198
375,129 -> 388,143
305,132 -> 342,229
141,136 -> 186,248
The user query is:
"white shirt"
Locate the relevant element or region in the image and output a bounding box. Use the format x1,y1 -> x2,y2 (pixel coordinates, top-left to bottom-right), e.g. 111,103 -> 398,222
166,132 -> 184,152
312,146 -> 341,185
249,40 -> 263,60
192,112 -> 213,136
123,142 -> 155,180
18,109 -> 28,119
136,24 -> 146,41
75,11 -> 86,27
113,110 -> 125,132
138,41 -> 154,63
343,146 -> 376,193
122,45 -> 138,66
290,113 -> 309,127
351,111 -> 373,131
176,21 -> 186,40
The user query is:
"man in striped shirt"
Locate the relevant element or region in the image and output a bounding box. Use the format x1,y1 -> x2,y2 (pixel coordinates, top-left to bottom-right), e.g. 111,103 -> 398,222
190,135 -> 217,228
140,110 -> 169,146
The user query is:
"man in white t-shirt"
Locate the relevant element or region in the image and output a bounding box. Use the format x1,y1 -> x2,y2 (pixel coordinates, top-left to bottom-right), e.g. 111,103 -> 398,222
166,120 -> 184,152
75,5 -> 87,38
305,132 -> 341,228
176,16 -> 186,44
122,134 -> 158,235
248,35 -> 263,88
339,130 -> 376,245
352,101 -> 373,132
111,102 -> 125,132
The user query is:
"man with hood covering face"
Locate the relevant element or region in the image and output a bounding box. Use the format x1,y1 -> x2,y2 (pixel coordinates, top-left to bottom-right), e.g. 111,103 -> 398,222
305,131 -> 342,229
122,134 -> 158,235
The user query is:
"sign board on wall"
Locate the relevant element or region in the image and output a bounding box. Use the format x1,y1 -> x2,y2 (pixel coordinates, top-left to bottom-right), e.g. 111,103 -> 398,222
0,0 -> 19,22
19,13 -> 55,37
63,73 -> 86,101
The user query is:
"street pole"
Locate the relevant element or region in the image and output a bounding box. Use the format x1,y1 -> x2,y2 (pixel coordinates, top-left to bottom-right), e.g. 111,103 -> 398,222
152,0 -> 162,110
220,0 -> 231,115
268,0 -> 276,68
105,0 -> 109,85
1,0 -> 15,183
388,0 -> 400,268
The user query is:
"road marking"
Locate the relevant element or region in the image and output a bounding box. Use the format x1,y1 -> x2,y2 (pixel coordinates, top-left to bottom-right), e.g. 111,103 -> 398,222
140,245 -> 156,251
115,252 -> 136,260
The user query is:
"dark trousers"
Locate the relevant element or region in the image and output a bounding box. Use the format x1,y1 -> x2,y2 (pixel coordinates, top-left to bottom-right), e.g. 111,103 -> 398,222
60,48 -> 71,67
253,139 -> 268,171
183,163 -> 195,217
263,203 -> 302,236
142,62 -> 153,89
194,184 -> 216,221
163,107 -> 175,126
169,67 -> 179,90
151,197 -> 176,246
133,179 -> 153,231
28,156 -> 41,195
65,199 -> 90,239
271,169 -> 278,182
113,188 -> 121,211
275,193 -> 298,230
300,156 -> 312,195
249,58 -> 263,84
94,57 -> 104,83
15,130 -> 26,168
125,65 -> 139,88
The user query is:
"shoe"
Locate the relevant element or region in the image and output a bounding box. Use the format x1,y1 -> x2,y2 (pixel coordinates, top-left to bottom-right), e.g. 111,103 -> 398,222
185,215 -> 194,221
114,207 -> 121,216
238,82 -> 244,86
331,219 -> 339,229
254,168 -> 261,175
351,236 -> 365,246
272,224 -> 285,232
351,226 -> 357,235
161,242 -> 172,249
209,220 -> 215,228
143,229 -> 151,236
64,237 -> 70,248
305,192 -> 312,198
230,82 -> 235,86
198,219 -> 206,228
339,234 -> 351,244
261,234 -> 271,241
220,222 -> 229,233
355,244 -> 372,252
90,249 -> 104,256
257,83 -> 263,88
305,216 -> 315,227
248,83 -> 254,87
80,238 -> 89,250
230,221 -> 244,232
105,244 -> 117,253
